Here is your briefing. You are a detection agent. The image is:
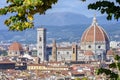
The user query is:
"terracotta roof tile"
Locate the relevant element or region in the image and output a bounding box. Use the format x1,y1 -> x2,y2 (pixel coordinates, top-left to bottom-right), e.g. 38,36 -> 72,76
84,50 -> 94,56
107,49 -> 114,55
81,18 -> 109,43
9,42 -> 23,51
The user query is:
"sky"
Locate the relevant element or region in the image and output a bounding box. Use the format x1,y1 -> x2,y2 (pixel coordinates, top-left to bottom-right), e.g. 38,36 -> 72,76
47,0 -> 102,17
0,0 -> 103,17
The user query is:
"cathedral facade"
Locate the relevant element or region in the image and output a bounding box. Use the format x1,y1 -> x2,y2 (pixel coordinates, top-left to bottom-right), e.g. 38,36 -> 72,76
37,16 -> 110,62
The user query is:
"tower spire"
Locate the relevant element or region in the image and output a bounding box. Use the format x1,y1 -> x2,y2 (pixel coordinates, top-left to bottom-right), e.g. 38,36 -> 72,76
92,14 -> 98,26
53,39 -> 56,47
52,39 -> 57,61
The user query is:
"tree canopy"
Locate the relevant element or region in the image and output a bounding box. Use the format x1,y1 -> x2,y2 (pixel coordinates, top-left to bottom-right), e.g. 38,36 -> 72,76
0,0 -> 120,31
88,0 -> 120,20
96,55 -> 120,80
0,0 -> 58,31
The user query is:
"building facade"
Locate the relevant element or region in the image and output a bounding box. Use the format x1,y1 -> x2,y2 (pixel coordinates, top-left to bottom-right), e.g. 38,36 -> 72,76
37,16 -> 110,62
80,16 -> 110,61
8,42 -> 24,56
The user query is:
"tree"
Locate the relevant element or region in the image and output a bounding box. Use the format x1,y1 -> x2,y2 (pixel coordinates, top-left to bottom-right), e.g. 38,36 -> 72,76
81,77 -> 88,80
75,77 -> 80,80
96,55 -> 120,80
0,50 -> 7,56
0,0 -> 120,31
88,0 -> 120,20
0,0 -> 58,31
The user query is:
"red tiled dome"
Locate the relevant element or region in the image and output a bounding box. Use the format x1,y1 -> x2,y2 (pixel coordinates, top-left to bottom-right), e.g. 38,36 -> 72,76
9,42 -> 23,51
84,50 -> 94,56
81,17 -> 109,43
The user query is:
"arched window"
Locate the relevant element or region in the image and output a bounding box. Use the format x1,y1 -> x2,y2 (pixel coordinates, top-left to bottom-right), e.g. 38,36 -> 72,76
98,46 -> 101,49
39,37 -> 42,41
73,48 -> 75,53
88,45 -> 91,48
67,52 -> 69,55
58,52 -> 60,55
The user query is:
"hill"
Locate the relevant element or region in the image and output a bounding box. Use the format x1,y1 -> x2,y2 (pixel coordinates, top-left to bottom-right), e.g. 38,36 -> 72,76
0,12 -> 120,43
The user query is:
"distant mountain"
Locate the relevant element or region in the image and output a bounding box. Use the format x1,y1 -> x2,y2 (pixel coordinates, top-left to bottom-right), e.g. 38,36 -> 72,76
0,12 -> 120,43
0,12 -> 119,28
0,23 -> 120,44
34,12 -> 119,26
34,12 -> 90,26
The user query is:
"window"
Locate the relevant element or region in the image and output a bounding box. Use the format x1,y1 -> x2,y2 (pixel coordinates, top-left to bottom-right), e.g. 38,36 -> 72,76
88,45 -> 91,48
58,52 -> 60,54
67,52 -> 69,55
39,46 -> 42,49
39,53 -> 42,55
73,48 -> 75,53
49,52 -> 51,55
39,37 -> 42,41
98,46 -> 101,49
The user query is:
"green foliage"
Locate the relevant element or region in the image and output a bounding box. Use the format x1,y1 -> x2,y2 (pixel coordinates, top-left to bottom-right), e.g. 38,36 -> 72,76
0,0 -> 58,31
75,77 -> 88,80
81,77 -> 88,80
88,0 -> 120,20
0,0 -> 120,31
75,77 -> 80,80
96,68 -> 118,79
0,50 -> 8,56
96,55 -> 120,80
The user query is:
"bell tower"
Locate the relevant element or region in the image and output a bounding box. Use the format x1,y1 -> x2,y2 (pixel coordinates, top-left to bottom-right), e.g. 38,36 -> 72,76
37,28 -> 46,62
72,43 -> 77,61
52,40 -> 57,61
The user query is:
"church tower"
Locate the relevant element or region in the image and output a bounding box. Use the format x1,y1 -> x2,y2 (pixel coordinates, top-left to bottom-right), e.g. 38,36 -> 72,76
37,28 -> 46,62
52,40 -> 57,61
72,43 -> 77,61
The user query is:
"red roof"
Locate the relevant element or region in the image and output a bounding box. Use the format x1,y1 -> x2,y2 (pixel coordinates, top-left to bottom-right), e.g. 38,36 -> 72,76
81,17 -> 109,43
9,42 -> 23,51
84,50 -> 94,56
107,49 -> 114,55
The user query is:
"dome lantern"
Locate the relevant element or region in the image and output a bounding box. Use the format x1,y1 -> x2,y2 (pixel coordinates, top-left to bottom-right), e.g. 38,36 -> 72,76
92,14 -> 98,26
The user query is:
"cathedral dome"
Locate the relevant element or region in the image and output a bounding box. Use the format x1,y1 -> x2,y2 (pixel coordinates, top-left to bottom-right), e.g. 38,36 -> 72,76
9,42 -> 23,51
81,16 -> 109,43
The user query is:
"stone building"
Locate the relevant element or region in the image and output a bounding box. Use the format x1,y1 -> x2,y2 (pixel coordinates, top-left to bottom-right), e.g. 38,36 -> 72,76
37,28 -> 46,62
80,16 -> 110,61
8,42 -> 24,56
37,16 -> 110,62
